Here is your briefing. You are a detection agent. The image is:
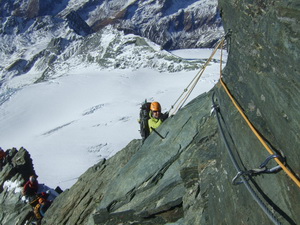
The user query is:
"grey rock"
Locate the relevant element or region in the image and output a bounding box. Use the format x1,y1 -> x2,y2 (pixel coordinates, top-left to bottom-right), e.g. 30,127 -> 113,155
66,11 -> 93,36
0,147 -> 37,225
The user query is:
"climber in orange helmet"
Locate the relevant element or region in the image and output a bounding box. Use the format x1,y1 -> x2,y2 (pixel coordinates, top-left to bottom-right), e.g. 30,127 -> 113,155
148,102 -> 168,133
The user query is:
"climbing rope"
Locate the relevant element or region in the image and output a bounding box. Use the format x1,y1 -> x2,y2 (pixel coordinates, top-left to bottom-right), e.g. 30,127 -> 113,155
169,38 -> 226,116
218,35 -> 300,188
211,94 -> 282,225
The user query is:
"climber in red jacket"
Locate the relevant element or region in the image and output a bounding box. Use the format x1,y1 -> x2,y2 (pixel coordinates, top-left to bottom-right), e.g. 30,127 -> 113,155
23,175 -> 39,199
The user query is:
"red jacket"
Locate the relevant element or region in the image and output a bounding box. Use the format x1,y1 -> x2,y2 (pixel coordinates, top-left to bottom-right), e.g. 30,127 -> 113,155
0,150 -> 6,160
23,180 -> 39,193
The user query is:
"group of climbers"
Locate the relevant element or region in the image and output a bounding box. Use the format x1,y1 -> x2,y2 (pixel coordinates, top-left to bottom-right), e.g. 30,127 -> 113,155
32,192 -> 52,224
22,175 -> 53,225
0,147 -> 63,224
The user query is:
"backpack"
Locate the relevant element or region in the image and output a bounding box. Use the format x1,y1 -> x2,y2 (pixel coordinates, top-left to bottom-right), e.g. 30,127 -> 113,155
34,203 -> 42,219
139,100 -> 151,142
40,200 -> 52,217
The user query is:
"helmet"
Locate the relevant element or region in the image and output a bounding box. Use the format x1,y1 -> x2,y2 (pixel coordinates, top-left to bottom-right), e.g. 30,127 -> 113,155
150,102 -> 161,112
39,198 -> 45,204
29,175 -> 36,183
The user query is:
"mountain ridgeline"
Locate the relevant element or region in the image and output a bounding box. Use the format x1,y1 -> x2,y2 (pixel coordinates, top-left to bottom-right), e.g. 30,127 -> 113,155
0,0 -> 300,225
0,0 -> 222,50
0,0 -> 223,91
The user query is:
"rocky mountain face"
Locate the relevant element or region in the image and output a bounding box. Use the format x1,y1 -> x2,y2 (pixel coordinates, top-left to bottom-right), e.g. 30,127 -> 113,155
1,0 -> 300,225
0,0 -> 223,91
1,0 -> 223,50
87,0 -> 223,50
57,0 -> 223,50
0,147 -> 37,225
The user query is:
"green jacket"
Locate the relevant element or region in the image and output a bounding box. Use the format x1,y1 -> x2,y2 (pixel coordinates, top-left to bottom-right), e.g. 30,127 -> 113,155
148,112 -> 163,133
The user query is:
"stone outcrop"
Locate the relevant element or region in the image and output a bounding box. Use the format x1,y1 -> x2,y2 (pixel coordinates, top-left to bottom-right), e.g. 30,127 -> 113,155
66,11 -> 93,36
0,147 -> 37,225
214,0 -> 300,223
218,0 -> 300,178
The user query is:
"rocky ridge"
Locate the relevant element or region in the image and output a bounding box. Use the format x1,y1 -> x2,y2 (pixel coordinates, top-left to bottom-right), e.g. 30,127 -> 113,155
0,147 -> 37,225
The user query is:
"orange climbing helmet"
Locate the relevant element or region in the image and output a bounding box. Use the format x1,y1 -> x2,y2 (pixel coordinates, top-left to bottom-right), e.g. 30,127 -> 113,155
39,197 -> 45,204
150,102 -> 161,112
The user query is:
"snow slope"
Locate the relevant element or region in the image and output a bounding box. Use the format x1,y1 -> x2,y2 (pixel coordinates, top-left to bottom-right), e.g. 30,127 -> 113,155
0,48 -> 226,189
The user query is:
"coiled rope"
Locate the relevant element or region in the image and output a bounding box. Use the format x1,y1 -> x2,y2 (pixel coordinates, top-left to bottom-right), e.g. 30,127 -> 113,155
218,38 -> 300,188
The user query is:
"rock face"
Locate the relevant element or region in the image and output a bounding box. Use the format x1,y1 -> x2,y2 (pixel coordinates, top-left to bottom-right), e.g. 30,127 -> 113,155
218,0 -> 300,179
62,0 -> 224,50
0,147 -> 37,225
108,0 -> 223,50
214,0 -> 300,223
66,11 -> 93,36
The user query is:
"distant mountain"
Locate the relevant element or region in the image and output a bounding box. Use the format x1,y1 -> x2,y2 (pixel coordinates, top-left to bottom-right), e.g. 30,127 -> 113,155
0,0 -> 223,92
67,0 -> 223,50
1,0 -> 223,49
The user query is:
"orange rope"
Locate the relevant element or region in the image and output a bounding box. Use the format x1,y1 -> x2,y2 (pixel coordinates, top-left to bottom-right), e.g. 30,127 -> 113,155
219,40 -> 300,188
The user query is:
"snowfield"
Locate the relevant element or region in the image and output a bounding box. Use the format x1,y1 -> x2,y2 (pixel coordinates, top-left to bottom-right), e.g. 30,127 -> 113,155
0,48 -> 227,190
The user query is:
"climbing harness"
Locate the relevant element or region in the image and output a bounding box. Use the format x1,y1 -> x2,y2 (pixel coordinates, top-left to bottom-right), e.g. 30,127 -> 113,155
169,37 -> 226,116
211,94 -> 282,225
218,34 -> 300,189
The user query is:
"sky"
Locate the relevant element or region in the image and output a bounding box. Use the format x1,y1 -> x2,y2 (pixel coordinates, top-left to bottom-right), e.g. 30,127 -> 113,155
0,48 -> 227,190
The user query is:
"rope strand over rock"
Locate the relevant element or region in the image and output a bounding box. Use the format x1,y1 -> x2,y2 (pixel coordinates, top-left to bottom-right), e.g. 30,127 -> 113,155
169,38 -> 226,116
218,37 -> 300,188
